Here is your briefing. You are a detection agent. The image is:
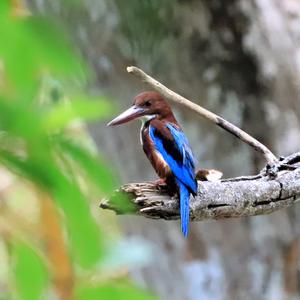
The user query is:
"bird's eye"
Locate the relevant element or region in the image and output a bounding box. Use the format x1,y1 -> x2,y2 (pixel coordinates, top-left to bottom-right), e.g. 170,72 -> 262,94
144,100 -> 151,107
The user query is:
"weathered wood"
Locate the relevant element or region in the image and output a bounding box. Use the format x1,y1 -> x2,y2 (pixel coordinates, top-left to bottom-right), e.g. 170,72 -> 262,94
101,152 -> 300,221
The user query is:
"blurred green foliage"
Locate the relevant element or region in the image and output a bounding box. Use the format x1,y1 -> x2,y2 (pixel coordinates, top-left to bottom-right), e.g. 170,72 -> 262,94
14,243 -> 48,300
76,284 -> 155,300
0,0 -> 154,299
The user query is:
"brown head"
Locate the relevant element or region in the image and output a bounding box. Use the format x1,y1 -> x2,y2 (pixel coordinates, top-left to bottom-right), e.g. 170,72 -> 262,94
107,91 -> 176,126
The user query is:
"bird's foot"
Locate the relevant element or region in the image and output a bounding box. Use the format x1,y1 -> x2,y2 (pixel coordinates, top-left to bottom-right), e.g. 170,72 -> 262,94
147,179 -> 169,193
152,178 -> 167,186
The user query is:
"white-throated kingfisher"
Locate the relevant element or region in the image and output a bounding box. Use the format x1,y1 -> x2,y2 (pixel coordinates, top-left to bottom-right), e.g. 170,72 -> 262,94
107,91 -> 197,237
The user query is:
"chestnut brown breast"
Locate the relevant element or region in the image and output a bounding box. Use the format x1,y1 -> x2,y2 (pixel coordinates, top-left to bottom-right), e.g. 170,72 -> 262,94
141,124 -> 172,180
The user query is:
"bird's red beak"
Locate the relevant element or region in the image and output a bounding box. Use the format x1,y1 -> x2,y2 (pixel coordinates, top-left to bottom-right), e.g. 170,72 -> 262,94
107,105 -> 146,126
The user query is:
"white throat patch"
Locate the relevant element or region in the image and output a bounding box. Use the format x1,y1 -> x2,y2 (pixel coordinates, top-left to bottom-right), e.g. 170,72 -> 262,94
139,115 -> 156,146
140,114 -> 156,124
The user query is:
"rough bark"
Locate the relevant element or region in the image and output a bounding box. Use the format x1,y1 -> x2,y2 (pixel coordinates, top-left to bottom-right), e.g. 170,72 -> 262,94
101,152 -> 300,220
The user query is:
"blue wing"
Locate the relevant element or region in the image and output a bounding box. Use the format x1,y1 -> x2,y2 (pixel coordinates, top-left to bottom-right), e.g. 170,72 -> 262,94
149,123 -> 197,194
149,123 -> 197,237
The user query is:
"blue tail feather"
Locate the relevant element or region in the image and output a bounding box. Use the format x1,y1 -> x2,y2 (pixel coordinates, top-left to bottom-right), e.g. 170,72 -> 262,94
178,182 -> 190,237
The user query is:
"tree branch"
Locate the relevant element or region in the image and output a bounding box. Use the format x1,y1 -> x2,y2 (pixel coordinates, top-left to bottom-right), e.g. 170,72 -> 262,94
100,153 -> 300,221
127,66 -> 278,165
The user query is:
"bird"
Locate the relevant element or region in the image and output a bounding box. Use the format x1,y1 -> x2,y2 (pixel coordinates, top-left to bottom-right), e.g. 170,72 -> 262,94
107,91 -> 197,237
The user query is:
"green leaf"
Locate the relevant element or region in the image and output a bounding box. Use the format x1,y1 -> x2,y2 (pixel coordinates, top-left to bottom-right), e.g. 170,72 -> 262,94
56,137 -> 116,194
76,284 -> 156,300
43,98 -> 113,131
0,98 -> 44,146
0,150 -> 104,268
13,243 -> 48,300
0,150 -> 53,188
0,0 -> 9,16
0,11 -> 85,98
55,181 -> 104,268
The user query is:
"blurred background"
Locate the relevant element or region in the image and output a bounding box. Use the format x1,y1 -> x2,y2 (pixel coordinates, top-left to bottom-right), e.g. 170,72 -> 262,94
1,0 -> 300,299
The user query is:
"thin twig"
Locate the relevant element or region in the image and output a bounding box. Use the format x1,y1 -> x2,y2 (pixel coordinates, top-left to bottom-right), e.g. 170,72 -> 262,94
127,66 -> 278,165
